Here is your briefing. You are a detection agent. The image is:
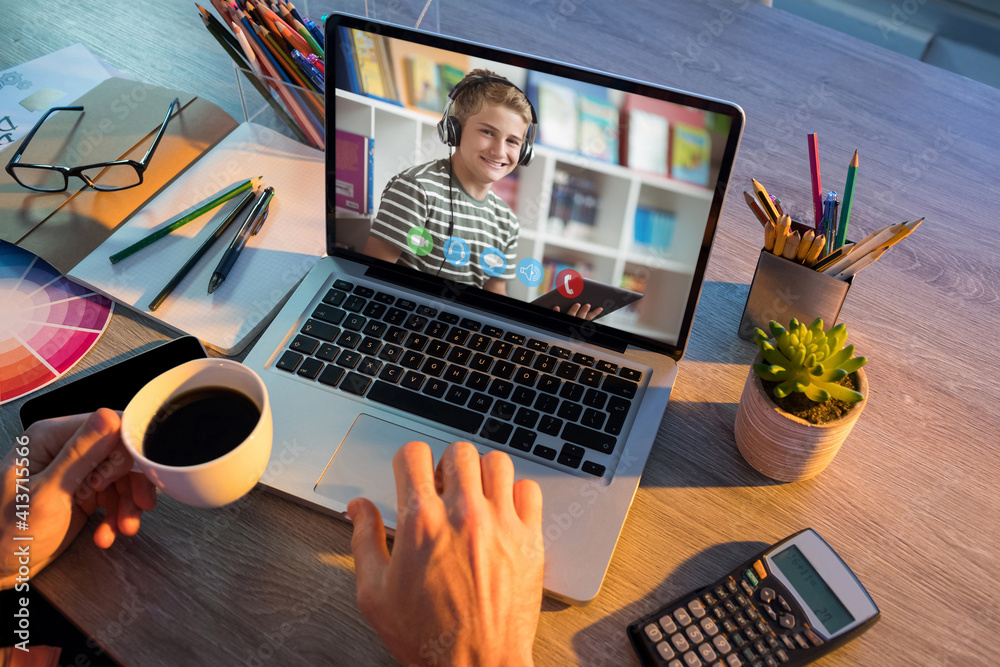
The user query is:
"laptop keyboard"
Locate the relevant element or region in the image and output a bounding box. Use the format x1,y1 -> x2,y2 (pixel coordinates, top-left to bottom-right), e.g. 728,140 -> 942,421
270,277 -> 647,480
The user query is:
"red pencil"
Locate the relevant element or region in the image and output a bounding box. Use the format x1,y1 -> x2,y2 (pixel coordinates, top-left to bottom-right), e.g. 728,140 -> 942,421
808,133 -> 823,230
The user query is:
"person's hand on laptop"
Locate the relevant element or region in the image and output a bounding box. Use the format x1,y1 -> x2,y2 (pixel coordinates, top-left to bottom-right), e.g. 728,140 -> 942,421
349,441 -> 544,666
0,409 -> 157,589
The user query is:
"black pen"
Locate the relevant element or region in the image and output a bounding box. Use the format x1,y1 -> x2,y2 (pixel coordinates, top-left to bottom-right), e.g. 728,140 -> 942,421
208,186 -> 275,294
147,187 -> 258,311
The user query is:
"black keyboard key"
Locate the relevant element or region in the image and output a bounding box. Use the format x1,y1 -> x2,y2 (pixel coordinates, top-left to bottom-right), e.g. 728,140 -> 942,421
400,350 -> 424,369
341,372 -> 372,395
444,364 -> 468,384
362,320 -> 387,338
557,402 -> 582,421
290,335 -> 319,355
358,337 -> 382,356
470,353 -> 493,372
481,419 -> 513,444
378,344 -> 402,363
558,443 -> 584,469
297,357 -> 323,379
514,408 -> 539,429
556,361 -> 581,381
323,289 -> 346,306
483,325 -> 503,338
489,340 -> 513,359
277,350 -> 303,372
426,340 -> 450,358
333,279 -> 354,291
538,415 -> 563,436
579,368 -> 603,387
379,364 -> 403,383
404,314 -> 428,332
493,360 -> 516,380
533,444 -> 556,460
490,400 -> 516,421
343,295 -> 366,313
562,422 -> 616,454
582,408 -> 606,429
606,411 -> 628,436
395,299 -> 416,311
603,375 -> 639,399
447,347 -> 472,365
336,350 -> 362,369
514,367 -> 538,386
527,338 -> 548,351
468,393 -> 493,413
469,334 -> 491,352
582,461 -> 606,477
385,308 -> 407,325
312,304 -> 346,325
421,358 -> 446,377
467,372 -> 491,392
511,347 -> 535,366
423,378 -> 448,398
358,357 -> 382,376
337,330 -> 362,349
343,313 -> 366,331
535,394 -> 558,414
596,360 -> 618,374
426,320 -> 450,338
368,382 -> 483,433
385,326 -> 407,345
317,364 -> 344,387
559,382 -> 584,401
620,367 -> 643,381
404,333 -> 429,351
447,327 -> 471,346
301,318 -> 338,341
549,345 -> 571,359
417,305 -> 438,318
363,302 -> 387,319
572,353 -> 595,367
512,386 -> 536,406
504,332 -> 526,345
510,428 -> 536,452
460,317 -> 481,331
533,355 -> 557,373
537,375 -> 561,394
488,379 -> 513,399
584,388 -> 608,409
402,371 -> 425,391
374,291 -> 395,304
446,385 -> 471,405
316,343 -> 339,361
354,286 -> 374,298
438,311 -> 460,324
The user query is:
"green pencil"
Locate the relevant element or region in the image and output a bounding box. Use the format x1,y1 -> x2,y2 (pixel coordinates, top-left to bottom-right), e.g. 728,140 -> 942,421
836,150 -> 858,250
109,176 -> 261,264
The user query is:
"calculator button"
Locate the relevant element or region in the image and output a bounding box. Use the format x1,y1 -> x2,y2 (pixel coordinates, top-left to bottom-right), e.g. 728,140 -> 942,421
759,587 -> 776,604
714,586 -> 728,600
762,605 -> 778,621
698,643 -> 718,663
764,655 -> 779,667
775,648 -> 790,663
688,599 -> 707,619
711,606 -> 726,620
682,651 -> 702,667
742,647 -> 756,663
743,626 -> 757,641
712,634 -> 732,654
722,619 -> 737,634
724,600 -> 738,615
668,660 -> 684,667
740,580 -> 754,596
656,641 -> 677,660
734,613 -> 749,627
685,625 -> 704,644
660,615 -> 678,634
726,580 -> 739,595
644,623 -> 664,643
754,640 -> 768,655
743,569 -> 759,588
793,633 -> 810,650
674,608 -> 693,627
756,621 -> 769,636
745,607 -> 759,622
777,596 -> 792,613
725,654 -> 743,667
735,594 -> 749,608
703,592 -> 717,606
671,633 -> 691,652
765,635 -> 780,651
700,617 -> 720,637
779,634 -> 796,650
779,614 -> 796,629
804,629 -> 824,646
753,560 -> 767,581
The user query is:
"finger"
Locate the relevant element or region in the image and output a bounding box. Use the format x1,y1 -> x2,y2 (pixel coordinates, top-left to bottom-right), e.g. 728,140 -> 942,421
480,450 -> 515,508
347,497 -> 390,613
512,478 -> 543,531
93,484 -> 121,549
23,412 -> 94,467
552,306 -> 560,313
587,306 -> 604,321
436,441 -> 482,500
45,409 -> 122,491
576,304 -> 592,318
114,477 -> 143,536
392,441 -> 439,520
566,303 -> 581,316
131,472 -> 158,512
88,442 -> 135,491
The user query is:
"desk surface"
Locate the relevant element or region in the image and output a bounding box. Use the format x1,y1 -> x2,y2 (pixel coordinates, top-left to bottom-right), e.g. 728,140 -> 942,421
2,1 -> 998,665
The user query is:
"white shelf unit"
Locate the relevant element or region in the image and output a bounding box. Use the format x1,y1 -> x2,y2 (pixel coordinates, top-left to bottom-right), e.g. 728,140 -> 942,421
335,89 -> 714,342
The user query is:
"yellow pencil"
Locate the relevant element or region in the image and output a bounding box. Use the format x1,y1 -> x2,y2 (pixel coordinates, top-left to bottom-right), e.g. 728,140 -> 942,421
752,178 -> 781,223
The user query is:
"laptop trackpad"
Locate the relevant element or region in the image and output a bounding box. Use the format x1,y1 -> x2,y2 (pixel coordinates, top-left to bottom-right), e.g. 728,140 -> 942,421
313,414 -> 451,527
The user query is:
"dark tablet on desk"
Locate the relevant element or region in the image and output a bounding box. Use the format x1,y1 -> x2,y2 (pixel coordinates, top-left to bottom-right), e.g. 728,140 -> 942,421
531,279 -> 644,319
19,336 -> 207,429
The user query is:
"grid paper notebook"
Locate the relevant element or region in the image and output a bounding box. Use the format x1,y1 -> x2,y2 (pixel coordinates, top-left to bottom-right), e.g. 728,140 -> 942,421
69,122 -> 325,355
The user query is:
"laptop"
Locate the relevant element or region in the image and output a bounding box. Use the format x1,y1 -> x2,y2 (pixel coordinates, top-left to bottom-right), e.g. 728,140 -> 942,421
242,12 -> 744,604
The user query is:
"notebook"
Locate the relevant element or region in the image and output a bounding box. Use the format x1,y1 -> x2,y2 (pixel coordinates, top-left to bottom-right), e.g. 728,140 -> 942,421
242,13 -> 744,604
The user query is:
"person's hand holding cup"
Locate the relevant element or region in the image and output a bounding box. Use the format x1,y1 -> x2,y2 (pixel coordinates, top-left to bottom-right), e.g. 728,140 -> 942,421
120,359 -> 272,508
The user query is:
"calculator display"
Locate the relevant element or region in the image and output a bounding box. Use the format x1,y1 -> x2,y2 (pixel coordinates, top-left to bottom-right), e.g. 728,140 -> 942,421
771,544 -> 854,634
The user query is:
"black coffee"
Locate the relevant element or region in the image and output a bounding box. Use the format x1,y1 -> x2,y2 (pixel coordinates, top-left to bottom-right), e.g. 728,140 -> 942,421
143,387 -> 260,467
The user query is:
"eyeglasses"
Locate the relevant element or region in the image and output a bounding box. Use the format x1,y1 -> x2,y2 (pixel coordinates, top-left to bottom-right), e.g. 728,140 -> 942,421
4,97 -> 179,192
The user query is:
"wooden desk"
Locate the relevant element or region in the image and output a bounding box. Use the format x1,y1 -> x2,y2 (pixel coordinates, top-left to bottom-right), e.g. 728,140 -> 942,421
2,1 -> 998,665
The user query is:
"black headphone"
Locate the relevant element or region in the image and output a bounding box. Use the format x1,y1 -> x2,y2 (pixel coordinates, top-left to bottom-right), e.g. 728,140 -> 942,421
436,74 -> 537,167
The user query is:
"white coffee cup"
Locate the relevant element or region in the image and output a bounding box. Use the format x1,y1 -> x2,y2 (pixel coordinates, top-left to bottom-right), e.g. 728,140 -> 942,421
121,359 -> 272,508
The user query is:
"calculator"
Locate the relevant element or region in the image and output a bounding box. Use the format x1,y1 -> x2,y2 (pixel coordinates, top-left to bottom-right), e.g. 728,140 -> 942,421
626,529 -> 879,667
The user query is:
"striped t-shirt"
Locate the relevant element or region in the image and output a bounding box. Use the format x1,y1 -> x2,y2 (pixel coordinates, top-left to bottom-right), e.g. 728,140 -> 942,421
369,158 -> 519,288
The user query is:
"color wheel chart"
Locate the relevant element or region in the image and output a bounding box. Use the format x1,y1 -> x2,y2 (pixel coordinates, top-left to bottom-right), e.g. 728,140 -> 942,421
1,241 -> 113,405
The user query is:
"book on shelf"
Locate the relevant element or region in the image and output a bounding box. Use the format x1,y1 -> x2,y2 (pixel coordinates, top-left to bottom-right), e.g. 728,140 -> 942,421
616,269 -> 649,322
633,207 -> 676,253
534,79 -> 579,152
0,78 -> 325,356
335,129 -> 374,215
404,54 -> 443,112
343,28 -> 401,105
578,95 -> 619,164
620,93 -> 706,176
438,63 -> 465,109
670,123 -> 711,187
546,170 -> 598,240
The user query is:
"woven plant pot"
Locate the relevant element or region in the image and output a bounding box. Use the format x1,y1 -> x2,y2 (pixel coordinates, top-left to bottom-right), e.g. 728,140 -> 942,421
734,356 -> 868,482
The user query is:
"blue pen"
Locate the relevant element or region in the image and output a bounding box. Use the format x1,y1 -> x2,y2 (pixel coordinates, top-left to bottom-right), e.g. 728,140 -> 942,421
822,191 -> 838,256
291,49 -> 324,92
303,17 -> 324,48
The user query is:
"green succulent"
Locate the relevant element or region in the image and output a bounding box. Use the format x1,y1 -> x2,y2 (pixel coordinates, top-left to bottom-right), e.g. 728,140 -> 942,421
753,318 -> 867,403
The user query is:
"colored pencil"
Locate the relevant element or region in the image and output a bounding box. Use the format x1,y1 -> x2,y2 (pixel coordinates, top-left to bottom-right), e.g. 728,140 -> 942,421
110,177 -> 261,264
836,150 -> 859,250
744,191 -> 769,226
808,133 -> 823,229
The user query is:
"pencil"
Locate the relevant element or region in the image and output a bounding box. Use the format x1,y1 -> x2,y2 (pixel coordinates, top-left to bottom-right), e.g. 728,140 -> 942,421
744,190 -> 769,226
836,150 -> 858,250
752,179 -> 780,223
822,220 -> 917,275
796,230 -> 815,262
764,220 -> 776,251
804,234 -> 825,265
832,247 -> 888,281
782,231 -> 801,260
808,133 -> 823,229
148,187 -> 258,310
811,242 -> 854,272
109,177 -> 262,264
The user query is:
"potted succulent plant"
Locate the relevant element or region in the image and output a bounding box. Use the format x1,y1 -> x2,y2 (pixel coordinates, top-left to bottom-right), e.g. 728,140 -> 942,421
734,317 -> 868,482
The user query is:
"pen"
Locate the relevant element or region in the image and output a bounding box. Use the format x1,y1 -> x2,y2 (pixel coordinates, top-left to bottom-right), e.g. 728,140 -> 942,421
208,186 -> 275,294
821,191 -> 837,256
147,187 -> 257,311
836,150 -> 859,250
109,176 -> 261,263
291,48 -> 324,91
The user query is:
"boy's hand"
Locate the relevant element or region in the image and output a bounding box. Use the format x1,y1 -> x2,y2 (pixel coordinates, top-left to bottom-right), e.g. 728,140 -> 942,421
554,303 -> 604,320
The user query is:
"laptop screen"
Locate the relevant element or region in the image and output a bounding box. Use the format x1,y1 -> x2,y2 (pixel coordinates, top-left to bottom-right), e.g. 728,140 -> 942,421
328,14 -> 743,358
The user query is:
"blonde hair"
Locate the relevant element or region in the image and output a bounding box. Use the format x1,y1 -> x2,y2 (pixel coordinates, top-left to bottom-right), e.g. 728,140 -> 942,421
451,69 -> 532,128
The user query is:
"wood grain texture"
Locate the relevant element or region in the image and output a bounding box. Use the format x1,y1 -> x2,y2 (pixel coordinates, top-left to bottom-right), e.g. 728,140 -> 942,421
2,1 -> 998,665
